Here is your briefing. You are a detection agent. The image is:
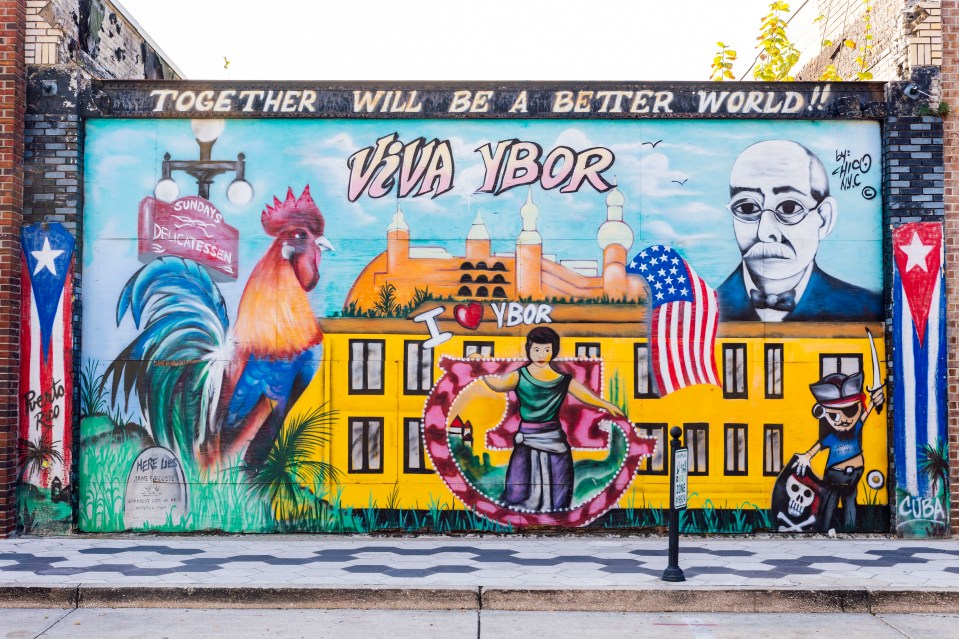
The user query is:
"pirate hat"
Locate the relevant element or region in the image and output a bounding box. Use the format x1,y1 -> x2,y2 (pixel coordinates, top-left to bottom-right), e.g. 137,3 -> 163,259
809,372 -> 863,408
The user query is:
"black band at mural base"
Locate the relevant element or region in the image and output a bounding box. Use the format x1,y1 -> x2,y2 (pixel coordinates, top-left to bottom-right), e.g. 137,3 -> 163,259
300,506 -> 891,534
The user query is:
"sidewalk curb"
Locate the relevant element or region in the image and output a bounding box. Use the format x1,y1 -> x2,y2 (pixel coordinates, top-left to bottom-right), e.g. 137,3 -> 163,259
3,586 -> 959,612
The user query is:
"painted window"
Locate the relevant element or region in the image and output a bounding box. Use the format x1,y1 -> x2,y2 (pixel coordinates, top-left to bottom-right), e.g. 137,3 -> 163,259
765,344 -> 784,399
464,341 -> 494,357
403,418 -> 432,474
404,340 -> 433,395
634,343 -> 659,398
349,339 -> 385,394
820,353 -> 862,378
764,424 -> 784,476
576,342 -> 601,358
722,343 -> 748,399
683,423 -> 709,476
724,423 -> 748,476
635,423 -> 667,475
476,286 -> 489,297
349,417 -> 383,473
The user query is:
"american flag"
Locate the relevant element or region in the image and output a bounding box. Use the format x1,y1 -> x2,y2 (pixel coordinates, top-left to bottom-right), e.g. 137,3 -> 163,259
626,245 -> 719,396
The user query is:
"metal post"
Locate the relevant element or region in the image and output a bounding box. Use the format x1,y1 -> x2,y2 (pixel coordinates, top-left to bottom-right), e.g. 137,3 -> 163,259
662,426 -> 686,582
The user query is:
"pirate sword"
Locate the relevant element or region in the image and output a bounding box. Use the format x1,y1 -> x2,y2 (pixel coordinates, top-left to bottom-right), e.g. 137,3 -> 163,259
866,328 -> 884,415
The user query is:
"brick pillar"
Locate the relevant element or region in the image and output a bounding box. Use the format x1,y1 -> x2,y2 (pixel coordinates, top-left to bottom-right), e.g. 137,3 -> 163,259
0,0 -> 26,537
941,0 -> 959,534
23,67 -> 86,535
884,104 -> 947,534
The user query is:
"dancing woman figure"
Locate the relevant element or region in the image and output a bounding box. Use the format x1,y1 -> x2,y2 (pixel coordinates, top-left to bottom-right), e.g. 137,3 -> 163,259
476,327 -> 625,512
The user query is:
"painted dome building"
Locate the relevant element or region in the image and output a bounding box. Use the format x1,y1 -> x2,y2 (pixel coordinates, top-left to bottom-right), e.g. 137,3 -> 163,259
344,186 -> 645,311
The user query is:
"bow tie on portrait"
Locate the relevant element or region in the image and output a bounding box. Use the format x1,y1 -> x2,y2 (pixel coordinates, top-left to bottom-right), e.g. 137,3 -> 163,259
749,288 -> 797,312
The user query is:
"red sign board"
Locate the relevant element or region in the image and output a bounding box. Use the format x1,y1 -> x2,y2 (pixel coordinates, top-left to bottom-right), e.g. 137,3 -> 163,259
138,196 -> 239,280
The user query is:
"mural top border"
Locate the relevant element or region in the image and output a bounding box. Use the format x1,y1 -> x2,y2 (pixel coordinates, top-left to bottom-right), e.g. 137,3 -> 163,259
89,80 -> 890,120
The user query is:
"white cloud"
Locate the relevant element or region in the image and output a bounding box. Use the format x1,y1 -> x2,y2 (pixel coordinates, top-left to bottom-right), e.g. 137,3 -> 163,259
553,128 -> 594,150
619,152 -> 693,198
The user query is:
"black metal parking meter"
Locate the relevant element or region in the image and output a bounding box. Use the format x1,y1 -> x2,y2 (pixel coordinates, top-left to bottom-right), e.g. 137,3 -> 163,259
662,426 -> 687,582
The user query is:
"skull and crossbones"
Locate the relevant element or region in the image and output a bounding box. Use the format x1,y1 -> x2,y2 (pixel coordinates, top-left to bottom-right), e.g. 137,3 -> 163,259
777,475 -> 817,532
777,510 -> 816,532
786,475 -> 814,517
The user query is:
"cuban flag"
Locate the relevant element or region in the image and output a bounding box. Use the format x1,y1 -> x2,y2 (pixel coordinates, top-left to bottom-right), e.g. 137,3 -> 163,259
892,222 -> 946,497
626,245 -> 720,396
19,223 -> 75,488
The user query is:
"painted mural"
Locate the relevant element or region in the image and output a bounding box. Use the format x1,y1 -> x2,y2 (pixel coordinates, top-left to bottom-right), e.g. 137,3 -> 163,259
18,223 -> 75,534
891,222 -> 949,537
78,118 -> 888,534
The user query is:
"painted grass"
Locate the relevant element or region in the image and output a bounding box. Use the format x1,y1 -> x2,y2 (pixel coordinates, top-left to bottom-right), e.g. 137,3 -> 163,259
17,486 -> 71,535
80,416 -> 512,534
79,424 -> 141,531
80,416 -> 271,532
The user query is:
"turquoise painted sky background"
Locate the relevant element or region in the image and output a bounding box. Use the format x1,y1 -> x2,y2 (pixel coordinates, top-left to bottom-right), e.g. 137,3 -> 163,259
83,118 -> 882,361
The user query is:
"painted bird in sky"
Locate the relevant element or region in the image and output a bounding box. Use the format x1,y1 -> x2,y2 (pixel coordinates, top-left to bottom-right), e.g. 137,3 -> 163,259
105,186 -> 334,469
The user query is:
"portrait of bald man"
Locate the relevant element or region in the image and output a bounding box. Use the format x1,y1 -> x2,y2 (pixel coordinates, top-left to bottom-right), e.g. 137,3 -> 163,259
716,140 -> 882,322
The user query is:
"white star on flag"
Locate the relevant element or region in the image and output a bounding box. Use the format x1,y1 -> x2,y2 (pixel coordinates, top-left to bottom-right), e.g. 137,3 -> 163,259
625,244 -> 720,397
899,231 -> 933,272
32,237 -> 64,275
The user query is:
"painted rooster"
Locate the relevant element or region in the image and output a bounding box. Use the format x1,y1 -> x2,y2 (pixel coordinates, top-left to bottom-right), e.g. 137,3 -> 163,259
105,186 -> 334,469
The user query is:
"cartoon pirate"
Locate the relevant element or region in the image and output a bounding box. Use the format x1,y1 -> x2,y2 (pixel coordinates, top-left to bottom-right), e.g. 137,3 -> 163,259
794,371 -> 884,533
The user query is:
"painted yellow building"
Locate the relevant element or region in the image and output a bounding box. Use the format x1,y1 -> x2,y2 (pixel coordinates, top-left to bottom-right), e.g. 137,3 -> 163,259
294,304 -> 888,515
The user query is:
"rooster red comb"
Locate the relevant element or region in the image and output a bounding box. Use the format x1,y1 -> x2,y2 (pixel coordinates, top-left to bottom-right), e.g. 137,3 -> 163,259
261,186 -> 325,237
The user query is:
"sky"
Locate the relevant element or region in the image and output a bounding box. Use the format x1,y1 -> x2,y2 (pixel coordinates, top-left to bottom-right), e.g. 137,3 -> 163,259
118,0 -> 773,81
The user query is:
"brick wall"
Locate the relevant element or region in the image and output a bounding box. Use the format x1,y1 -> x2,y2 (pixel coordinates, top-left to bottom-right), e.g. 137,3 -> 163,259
10,0 -> 180,534
783,1 -> 942,82
25,0 -> 181,79
940,0 -> 958,534
0,0 -> 26,537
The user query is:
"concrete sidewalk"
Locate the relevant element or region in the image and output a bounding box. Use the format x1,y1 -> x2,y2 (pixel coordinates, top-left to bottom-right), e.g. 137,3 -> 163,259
2,535 -> 959,612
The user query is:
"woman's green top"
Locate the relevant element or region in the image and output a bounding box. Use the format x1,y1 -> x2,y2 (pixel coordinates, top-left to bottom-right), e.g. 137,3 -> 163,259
516,366 -> 572,423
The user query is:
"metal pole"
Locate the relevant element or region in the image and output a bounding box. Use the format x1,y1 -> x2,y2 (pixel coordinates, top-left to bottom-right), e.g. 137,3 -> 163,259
662,425 -> 685,582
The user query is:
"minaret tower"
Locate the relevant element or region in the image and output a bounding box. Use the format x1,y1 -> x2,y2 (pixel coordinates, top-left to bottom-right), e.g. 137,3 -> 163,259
516,187 -> 543,299
597,179 -> 633,299
465,210 -> 491,261
386,201 -> 410,274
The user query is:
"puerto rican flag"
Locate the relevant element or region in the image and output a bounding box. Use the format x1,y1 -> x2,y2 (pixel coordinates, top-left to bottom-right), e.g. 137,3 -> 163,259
19,224 -> 75,488
892,223 -> 946,496
626,245 -> 720,396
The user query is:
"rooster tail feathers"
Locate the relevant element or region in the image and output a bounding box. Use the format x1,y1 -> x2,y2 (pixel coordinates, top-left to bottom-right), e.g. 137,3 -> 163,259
116,258 -> 230,330
105,257 -> 232,461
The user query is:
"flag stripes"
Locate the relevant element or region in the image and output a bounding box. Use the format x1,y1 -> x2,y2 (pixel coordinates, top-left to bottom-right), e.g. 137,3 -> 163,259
627,245 -> 719,396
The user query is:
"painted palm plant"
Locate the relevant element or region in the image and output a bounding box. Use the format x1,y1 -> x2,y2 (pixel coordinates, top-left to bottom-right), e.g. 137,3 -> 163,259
17,437 -> 64,485
245,404 -> 341,521
918,439 -> 950,497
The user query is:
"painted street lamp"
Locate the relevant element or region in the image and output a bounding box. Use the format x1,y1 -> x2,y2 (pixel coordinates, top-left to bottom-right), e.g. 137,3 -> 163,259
154,119 -> 254,204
